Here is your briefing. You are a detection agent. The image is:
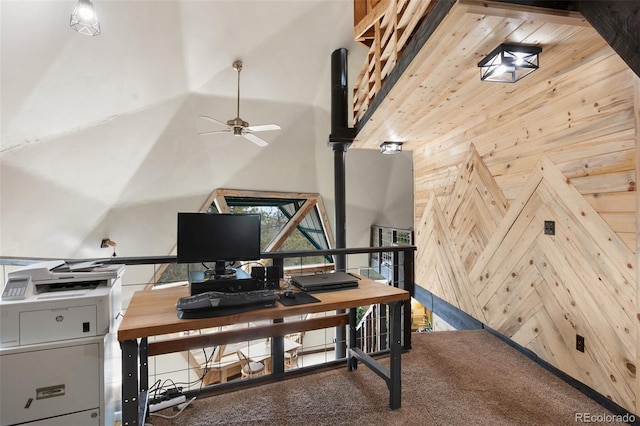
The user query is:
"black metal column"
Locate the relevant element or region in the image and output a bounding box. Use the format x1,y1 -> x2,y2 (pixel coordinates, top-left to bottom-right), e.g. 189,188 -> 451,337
328,47 -> 355,359
330,47 -> 352,262
333,144 -> 348,269
388,300 -> 403,409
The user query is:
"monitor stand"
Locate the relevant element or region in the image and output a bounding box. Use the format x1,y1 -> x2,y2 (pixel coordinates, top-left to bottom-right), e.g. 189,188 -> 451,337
204,261 -> 237,280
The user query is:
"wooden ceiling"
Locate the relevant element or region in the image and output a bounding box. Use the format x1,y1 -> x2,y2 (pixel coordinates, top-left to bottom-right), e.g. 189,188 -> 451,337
351,0 -> 600,153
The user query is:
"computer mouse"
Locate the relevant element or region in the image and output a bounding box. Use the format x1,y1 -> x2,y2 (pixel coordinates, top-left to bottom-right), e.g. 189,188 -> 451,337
284,290 -> 295,298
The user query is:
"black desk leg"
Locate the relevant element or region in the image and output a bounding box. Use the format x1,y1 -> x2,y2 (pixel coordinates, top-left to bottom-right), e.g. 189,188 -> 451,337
389,301 -> 402,409
140,337 -> 148,393
347,307 -> 358,371
121,339 -> 139,425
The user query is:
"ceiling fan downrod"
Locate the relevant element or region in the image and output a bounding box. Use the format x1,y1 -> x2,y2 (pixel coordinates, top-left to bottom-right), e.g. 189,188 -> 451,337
232,60 -> 243,122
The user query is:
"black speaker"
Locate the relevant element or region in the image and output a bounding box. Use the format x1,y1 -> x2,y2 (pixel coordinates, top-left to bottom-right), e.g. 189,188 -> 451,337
251,266 -> 266,281
265,265 -> 281,290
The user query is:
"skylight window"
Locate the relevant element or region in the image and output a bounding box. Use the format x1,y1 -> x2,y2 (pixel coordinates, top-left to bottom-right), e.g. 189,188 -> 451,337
208,191 -> 333,266
156,190 -> 335,284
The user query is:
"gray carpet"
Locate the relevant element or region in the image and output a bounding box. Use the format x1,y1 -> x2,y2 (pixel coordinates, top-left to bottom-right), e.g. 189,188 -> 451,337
147,330 -> 621,425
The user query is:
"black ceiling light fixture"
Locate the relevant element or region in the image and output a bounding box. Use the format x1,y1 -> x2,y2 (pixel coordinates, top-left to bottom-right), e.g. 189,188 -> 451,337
478,43 -> 542,83
70,0 -> 101,36
380,141 -> 403,154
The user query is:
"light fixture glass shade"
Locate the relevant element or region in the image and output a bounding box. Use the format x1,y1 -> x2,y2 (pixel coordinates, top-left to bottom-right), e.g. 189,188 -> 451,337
70,0 -> 100,36
380,141 -> 403,154
478,43 -> 541,83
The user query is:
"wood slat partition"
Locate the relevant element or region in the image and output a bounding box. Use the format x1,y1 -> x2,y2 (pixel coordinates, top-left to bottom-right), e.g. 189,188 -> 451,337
352,0 -> 640,415
352,0 -> 432,124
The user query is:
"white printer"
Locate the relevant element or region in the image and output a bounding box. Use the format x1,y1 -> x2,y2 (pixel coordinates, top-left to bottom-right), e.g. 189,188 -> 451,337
0,260 -> 124,426
0,260 -> 123,348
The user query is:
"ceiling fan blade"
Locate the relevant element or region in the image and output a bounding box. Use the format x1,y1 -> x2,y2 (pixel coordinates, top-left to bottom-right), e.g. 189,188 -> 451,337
198,129 -> 232,136
199,115 -> 230,128
246,123 -> 280,132
243,132 -> 269,147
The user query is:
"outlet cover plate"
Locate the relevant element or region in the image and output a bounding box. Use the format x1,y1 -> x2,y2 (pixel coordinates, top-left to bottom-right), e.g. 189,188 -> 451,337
576,334 -> 585,352
544,221 -> 555,235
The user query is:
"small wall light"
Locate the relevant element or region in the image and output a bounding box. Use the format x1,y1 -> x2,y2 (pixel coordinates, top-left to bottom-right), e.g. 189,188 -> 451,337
380,141 -> 403,154
101,238 -> 117,256
478,43 -> 541,83
70,0 -> 101,36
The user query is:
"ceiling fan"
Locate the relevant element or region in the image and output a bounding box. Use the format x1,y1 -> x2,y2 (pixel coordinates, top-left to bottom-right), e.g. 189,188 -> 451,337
199,60 -> 280,147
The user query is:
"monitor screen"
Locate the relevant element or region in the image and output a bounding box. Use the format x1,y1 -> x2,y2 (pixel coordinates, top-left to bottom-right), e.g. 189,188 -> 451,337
176,213 -> 261,266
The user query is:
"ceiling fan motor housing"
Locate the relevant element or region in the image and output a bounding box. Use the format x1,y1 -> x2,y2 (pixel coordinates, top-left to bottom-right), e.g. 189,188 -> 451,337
227,117 -> 250,135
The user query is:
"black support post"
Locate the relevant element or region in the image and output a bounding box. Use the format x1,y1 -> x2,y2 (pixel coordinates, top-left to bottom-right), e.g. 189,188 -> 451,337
397,249 -> 413,350
328,47 -> 355,359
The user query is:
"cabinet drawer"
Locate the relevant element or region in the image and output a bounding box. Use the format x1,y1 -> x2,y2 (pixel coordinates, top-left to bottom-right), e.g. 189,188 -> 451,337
14,409 -> 101,426
0,343 -> 100,425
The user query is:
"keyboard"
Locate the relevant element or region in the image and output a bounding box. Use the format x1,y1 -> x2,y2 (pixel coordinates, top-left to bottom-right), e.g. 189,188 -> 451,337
176,290 -> 279,319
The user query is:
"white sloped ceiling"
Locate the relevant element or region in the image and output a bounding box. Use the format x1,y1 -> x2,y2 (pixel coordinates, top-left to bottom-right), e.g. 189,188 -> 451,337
0,0 -> 413,259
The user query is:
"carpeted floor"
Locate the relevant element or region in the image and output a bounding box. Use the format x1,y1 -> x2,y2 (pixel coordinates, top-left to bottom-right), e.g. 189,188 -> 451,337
146,330 -> 624,426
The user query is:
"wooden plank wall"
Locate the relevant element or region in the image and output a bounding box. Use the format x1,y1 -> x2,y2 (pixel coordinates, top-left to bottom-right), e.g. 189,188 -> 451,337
351,0 -> 640,413
414,50 -> 639,412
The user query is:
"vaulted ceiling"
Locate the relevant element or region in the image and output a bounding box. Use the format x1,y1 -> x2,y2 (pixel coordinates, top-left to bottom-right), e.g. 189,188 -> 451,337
2,0 -> 637,260
1,1 -> 419,259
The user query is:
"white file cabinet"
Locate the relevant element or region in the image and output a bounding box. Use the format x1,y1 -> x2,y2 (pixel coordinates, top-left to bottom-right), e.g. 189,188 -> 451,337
0,334 -> 117,426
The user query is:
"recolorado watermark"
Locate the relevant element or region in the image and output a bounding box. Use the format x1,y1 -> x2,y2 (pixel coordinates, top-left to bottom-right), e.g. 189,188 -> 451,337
575,412 -> 636,423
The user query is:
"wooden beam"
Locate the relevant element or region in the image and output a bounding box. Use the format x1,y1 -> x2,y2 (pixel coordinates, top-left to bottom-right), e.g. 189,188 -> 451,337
148,314 -> 349,356
573,0 -> 640,78
460,0 -> 588,26
355,0 -> 391,41
633,66 -> 640,417
263,198 -> 318,252
354,0 -> 369,29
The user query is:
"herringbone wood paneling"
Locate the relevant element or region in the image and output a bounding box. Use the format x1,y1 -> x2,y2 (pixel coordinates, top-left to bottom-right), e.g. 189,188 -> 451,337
416,150 -> 636,411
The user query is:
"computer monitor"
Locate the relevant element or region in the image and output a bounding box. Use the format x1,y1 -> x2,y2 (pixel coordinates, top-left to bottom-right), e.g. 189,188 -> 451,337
177,212 -> 261,276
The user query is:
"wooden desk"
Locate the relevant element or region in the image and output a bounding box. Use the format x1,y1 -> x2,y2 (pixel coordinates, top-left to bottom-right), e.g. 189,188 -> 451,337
118,278 -> 409,425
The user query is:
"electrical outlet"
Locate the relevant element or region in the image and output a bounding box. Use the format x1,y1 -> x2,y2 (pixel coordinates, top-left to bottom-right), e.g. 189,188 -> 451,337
544,221 -> 555,235
576,334 -> 585,352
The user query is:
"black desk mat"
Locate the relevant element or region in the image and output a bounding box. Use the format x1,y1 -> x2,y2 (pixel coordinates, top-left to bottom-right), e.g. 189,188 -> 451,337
278,291 -> 320,306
